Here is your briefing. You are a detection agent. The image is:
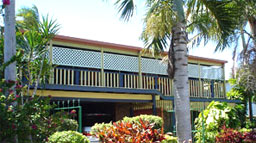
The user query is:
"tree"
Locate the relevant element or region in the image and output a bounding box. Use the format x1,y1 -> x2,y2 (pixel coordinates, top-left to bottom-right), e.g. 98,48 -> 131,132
16,6 -> 59,96
114,0 -> 239,142
225,0 -> 256,123
223,0 -> 256,77
228,65 -> 256,123
0,5 -> 60,143
4,0 -> 16,92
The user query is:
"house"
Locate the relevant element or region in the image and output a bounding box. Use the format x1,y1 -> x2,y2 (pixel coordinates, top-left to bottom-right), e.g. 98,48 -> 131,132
35,35 -> 239,133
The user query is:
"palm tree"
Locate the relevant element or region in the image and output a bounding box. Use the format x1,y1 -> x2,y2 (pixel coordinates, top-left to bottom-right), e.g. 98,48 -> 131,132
114,0 -> 239,142
4,0 -> 16,90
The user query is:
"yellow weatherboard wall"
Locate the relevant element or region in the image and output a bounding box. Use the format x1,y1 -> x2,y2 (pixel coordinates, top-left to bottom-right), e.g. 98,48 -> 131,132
31,90 -> 159,101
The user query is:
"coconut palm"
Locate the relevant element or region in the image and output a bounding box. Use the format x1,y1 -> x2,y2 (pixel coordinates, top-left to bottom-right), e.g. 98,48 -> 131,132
114,0 -> 240,142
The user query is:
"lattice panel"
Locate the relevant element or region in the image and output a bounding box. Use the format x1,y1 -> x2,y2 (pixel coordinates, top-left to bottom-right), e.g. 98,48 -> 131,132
200,66 -> 223,80
104,53 -> 139,72
52,46 -> 101,68
141,58 -> 167,75
188,64 -> 199,78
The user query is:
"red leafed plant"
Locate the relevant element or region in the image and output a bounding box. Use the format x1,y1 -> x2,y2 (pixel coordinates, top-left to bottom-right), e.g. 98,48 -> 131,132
97,118 -> 165,143
243,130 -> 256,142
216,126 -> 243,143
216,126 -> 256,143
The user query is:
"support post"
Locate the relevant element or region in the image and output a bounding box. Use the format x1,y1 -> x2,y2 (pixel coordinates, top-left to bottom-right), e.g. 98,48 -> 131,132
138,51 -> 142,88
198,63 -> 202,97
78,106 -> 82,133
152,95 -> 157,115
119,72 -> 124,87
75,70 -> 80,85
101,48 -> 105,86
222,64 -> 226,98
49,40 -> 54,84
154,76 -> 158,89
129,106 -> 134,117
210,80 -> 214,98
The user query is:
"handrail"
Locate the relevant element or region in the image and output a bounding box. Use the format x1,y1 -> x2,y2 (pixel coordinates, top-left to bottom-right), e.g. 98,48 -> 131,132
49,66 -> 226,99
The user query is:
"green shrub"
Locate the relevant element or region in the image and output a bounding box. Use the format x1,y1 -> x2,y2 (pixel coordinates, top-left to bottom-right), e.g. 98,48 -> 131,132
48,131 -> 89,143
57,119 -> 78,131
194,101 -> 241,143
161,135 -> 178,143
123,114 -> 163,129
90,122 -> 113,136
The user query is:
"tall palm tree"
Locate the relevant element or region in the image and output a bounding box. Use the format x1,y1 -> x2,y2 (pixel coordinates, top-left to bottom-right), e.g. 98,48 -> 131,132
4,0 -> 16,89
114,0 -> 239,142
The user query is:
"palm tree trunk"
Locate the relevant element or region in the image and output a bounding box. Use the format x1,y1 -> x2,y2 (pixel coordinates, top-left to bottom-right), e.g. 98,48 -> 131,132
4,2 -> 18,142
170,22 -> 192,143
170,0 -> 192,142
4,0 -> 16,85
248,17 -> 256,47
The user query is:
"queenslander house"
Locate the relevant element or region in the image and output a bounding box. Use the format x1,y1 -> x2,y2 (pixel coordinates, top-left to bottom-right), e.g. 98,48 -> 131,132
34,35 -> 239,133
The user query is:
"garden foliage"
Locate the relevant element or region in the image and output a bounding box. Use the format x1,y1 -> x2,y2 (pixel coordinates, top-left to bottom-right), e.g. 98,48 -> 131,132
194,101 -> 241,143
123,114 -> 163,129
90,122 -> 113,136
0,80 -> 78,142
216,126 -> 256,143
97,119 -> 165,143
48,131 -> 89,143
91,115 -> 178,143
161,135 -> 178,143
56,118 -> 78,132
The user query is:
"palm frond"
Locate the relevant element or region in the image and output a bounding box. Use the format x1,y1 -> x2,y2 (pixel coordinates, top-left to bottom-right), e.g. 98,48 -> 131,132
186,0 -> 242,51
115,0 -> 135,21
39,15 -> 60,41
141,0 -> 175,55
16,5 -> 40,30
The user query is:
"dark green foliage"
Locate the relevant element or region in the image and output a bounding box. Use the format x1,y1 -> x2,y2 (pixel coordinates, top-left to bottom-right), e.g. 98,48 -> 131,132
227,78 -> 255,128
57,119 -> 78,132
48,131 -> 89,143
0,81 -> 77,143
0,80 -> 53,142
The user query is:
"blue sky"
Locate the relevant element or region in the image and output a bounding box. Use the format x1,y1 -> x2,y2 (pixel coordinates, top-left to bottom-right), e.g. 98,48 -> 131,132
15,0 -> 237,79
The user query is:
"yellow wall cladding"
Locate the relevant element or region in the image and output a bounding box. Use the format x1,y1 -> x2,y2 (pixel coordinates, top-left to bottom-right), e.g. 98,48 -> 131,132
133,100 -> 173,111
133,101 -> 232,112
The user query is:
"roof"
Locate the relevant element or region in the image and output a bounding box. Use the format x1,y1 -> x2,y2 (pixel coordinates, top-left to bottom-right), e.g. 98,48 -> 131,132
53,35 -> 227,64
